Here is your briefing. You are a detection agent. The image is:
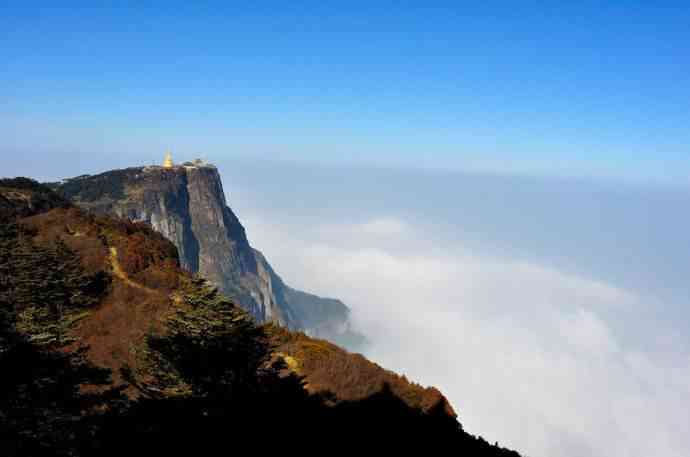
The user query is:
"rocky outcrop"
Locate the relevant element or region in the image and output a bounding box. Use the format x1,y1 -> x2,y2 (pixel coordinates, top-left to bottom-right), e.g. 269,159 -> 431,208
56,161 -> 359,341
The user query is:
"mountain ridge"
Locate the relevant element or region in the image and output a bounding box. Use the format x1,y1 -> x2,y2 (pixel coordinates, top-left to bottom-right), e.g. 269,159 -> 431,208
53,161 -> 362,346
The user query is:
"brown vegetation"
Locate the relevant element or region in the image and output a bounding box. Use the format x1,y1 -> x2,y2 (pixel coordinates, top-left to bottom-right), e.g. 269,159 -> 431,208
1,179 -> 520,456
268,325 -> 456,416
19,206 -> 183,391
8,182 -> 458,413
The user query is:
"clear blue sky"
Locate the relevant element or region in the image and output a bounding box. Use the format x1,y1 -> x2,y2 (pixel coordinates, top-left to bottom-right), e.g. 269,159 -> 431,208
2,1 -> 690,182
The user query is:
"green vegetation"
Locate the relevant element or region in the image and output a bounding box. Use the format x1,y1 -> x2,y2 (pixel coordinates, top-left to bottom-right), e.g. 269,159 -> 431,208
142,277 -> 267,398
0,223 -> 109,347
0,221 -> 121,456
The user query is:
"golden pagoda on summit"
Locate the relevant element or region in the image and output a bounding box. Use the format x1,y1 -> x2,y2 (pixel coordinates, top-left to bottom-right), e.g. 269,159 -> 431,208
163,151 -> 174,168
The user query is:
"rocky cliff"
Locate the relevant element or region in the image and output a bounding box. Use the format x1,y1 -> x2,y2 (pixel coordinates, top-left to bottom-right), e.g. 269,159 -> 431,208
56,161 -> 359,342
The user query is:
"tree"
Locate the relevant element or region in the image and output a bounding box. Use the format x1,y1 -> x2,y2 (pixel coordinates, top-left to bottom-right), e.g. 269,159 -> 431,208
145,277 -> 269,401
0,223 -> 120,457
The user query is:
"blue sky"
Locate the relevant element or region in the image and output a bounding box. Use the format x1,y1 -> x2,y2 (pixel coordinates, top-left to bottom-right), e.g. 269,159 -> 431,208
2,1 -> 690,182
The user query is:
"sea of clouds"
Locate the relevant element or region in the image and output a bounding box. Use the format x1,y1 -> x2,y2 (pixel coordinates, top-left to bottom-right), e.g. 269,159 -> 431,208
221,161 -> 690,457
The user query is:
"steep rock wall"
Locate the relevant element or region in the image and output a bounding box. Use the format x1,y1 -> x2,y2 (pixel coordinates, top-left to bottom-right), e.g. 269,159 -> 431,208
57,163 -> 355,339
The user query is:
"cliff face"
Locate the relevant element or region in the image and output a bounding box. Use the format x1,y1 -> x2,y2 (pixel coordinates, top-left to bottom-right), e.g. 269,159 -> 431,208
56,162 -> 356,338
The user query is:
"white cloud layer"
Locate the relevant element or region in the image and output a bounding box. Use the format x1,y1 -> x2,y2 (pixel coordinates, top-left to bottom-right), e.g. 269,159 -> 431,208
244,214 -> 690,457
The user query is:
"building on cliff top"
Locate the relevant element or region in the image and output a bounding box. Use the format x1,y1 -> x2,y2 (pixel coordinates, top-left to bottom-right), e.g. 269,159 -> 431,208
182,158 -> 215,169
163,151 -> 174,168
149,153 -> 215,171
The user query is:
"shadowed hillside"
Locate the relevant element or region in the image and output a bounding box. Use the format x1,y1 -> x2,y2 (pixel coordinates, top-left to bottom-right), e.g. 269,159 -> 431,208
0,179 -> 521,456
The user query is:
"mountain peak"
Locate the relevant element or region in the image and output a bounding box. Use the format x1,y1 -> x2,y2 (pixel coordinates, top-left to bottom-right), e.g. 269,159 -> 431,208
56,163 -> 361,346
